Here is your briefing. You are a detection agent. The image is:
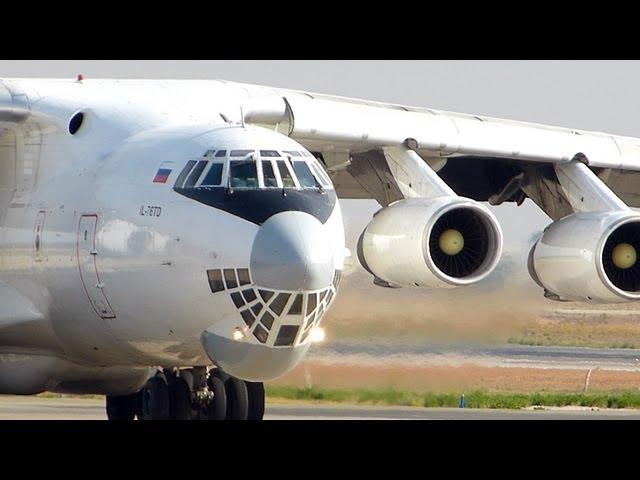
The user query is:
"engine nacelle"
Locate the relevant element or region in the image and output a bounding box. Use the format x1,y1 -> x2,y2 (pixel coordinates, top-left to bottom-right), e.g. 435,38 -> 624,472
357,197 -> 503,288
530,211 -> 640,303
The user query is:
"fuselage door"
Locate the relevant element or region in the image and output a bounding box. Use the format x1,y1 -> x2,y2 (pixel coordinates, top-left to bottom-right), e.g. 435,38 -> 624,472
77,214 -> 116,319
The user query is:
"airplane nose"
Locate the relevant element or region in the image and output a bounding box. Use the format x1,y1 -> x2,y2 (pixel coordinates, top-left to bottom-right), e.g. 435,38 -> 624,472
250,211 -> 334,291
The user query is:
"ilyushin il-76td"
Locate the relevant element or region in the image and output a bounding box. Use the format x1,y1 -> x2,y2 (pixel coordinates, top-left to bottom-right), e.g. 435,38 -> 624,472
2,77 -> 640,419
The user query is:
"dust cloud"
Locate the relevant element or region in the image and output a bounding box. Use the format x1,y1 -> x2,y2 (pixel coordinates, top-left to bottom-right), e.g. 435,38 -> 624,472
324,199 -> 555,345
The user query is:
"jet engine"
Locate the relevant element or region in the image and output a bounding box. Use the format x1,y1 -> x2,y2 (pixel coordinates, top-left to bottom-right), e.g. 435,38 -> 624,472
529,211 -> 640,303
357,197 -> 503,288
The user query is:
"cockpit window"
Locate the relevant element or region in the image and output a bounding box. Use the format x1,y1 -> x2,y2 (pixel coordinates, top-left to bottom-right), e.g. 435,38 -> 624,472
184,160 -> 208,188
276,160 -> 296,188
260,150 -> 280,157
283,150 -> 302,157
229,160 -> 258,188
230,149 -> 253,157
262,160 -> 278,187
174,160 -> 197,188
174,147 -> 334,192
201,163 -> 223,186
292,160 -> 319,188
309,159 -> 332,187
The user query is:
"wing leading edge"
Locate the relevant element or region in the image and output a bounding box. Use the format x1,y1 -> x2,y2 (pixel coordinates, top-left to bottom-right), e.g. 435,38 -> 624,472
233,81 -> 640,213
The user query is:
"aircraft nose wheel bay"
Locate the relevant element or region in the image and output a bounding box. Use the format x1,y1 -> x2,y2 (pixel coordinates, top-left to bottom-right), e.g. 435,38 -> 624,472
4,76 -> 640,420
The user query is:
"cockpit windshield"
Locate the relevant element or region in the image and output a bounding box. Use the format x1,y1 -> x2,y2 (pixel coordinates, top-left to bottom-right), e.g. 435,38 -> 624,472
291,161 -> 319,188
262,160 -> 278,187
229,160 -> 258,188
201,163 -> 223,186
173,148 -> 333,191
276,160 -> 296,188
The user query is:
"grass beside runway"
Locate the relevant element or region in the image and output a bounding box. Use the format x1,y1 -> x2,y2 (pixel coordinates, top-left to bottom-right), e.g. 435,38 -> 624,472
266,385 -> 640,409
34,388 -> 640,410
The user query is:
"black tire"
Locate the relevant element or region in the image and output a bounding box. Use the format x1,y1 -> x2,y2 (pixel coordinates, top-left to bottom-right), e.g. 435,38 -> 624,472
245,382 -> 265,421
170,377 -> 192,420
206,373 -> 227,420
225,377 -> 249,420
140,375 -> 170,420
106,393 -> 137,421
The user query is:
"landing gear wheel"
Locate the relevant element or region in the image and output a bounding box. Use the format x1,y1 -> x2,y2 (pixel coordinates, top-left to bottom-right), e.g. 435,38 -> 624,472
245,382 -> 265,421
206,371 -> 227,420
140,374 -> 170,420
170,377 -> 192,420
106,393 -> 137,421
225,377 -> 249,420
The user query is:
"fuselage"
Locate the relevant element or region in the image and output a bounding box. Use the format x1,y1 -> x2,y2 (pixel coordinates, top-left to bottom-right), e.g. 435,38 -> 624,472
0,78 -> 345,391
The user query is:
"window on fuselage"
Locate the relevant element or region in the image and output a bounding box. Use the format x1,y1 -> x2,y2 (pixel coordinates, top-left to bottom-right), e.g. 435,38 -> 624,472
283,150 -> 302,157
292,161 -> 319,188
174,160 -> 197,188
230,149 -> 253,157
262,160 -> 278,187
309,160 -> 332,187
229,160 -> 258,188
276,160 -> 296,188
175,149 -> 332,191
184,160 -> 208,188
201,163 -> 224,186
260,150 -> 280,157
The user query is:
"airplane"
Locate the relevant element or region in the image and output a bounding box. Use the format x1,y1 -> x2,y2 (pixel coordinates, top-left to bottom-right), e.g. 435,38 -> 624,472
2,76 -> 640,420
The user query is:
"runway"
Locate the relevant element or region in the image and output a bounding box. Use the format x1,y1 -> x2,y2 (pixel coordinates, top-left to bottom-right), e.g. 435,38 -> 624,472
308,341 -> 640,370
1,395 -> 640,420
2,344 -> 640,420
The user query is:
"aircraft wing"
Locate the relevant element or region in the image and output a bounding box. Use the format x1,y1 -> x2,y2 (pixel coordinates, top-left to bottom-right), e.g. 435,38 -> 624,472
240,82 -> 640,213
270,86 -> 640,168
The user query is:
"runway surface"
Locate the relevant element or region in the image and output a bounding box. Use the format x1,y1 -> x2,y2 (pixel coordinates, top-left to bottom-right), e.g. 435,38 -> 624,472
2,344 -> 640,419
308,342 -> 640,370
1,395 -> 640,420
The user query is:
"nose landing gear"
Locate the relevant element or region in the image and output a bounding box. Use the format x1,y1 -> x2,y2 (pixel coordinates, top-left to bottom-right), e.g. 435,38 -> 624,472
105,367 -> 265,421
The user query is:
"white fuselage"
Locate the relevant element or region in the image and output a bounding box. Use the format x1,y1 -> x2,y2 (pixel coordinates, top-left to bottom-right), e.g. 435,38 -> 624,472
0,78 -> 345,393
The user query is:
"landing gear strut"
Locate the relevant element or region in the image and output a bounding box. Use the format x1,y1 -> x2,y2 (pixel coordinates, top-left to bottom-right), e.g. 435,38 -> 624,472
105,368 -> 265,421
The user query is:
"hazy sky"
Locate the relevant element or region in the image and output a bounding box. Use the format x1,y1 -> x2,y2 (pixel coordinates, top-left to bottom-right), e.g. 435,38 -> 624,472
1,60 -> 635,322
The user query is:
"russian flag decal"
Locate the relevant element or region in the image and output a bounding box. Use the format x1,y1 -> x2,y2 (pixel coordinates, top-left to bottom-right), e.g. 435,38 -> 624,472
153,162 -> 174,183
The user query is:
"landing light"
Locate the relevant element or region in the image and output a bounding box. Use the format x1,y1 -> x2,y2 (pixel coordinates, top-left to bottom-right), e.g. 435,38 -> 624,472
232,328 -> 245,341
309,327 -> 326,343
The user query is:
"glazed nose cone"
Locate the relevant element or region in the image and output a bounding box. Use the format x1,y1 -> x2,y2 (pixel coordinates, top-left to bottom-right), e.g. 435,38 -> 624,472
250,211 -> 334,291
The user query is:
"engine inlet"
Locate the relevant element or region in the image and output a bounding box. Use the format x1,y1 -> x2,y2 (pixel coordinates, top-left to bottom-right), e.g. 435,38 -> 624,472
602,221 -> 640,292
428,208 -> 490,278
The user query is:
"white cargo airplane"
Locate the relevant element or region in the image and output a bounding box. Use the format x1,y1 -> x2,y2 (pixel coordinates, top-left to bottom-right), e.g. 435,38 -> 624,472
2,76 -> 640,420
